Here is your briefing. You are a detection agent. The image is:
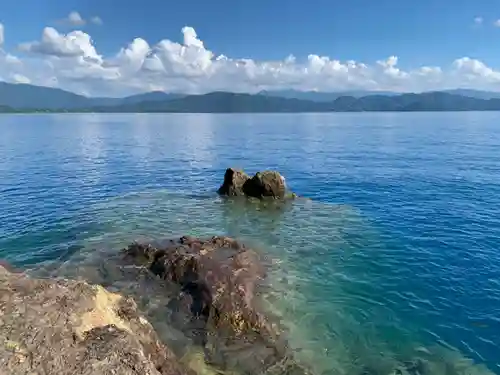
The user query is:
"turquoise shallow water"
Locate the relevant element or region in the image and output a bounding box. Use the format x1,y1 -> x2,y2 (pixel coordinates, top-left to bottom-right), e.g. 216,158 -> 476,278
0,113 -> 499,374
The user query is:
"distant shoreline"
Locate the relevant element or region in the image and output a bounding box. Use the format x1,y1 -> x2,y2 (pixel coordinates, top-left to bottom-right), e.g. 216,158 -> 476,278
3,109 -> 500,114
4,90 -> 500,113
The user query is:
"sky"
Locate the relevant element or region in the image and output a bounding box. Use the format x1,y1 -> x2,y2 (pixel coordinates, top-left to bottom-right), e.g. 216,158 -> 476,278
0,0 -> 499,97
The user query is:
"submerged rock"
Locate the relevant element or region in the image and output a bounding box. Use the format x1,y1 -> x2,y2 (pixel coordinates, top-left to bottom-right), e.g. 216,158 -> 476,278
389,360 -> 430,375
218,168 -> 293,199
0,260 -> 19,273
0,265 -> 192,375
124,236 -> 310,375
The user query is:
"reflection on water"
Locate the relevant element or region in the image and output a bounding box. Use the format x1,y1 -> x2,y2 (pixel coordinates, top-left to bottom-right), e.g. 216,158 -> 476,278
179,113 -> 217,170
130,114 -> 155,165
29,190 -> 495,375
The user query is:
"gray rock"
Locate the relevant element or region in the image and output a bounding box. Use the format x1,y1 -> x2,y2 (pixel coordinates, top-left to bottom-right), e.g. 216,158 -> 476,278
243,170 -> 287,199
123,236 -> 311,375
0,265 -> 192,375
217,168 -> 250,197
218,168 -> 293,199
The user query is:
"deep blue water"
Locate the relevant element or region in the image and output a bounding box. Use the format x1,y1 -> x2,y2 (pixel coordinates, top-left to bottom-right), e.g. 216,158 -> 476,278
0,113 -> 499,375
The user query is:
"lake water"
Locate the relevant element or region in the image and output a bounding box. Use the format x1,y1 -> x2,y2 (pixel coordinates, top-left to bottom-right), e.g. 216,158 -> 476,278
0,113 -> 499,375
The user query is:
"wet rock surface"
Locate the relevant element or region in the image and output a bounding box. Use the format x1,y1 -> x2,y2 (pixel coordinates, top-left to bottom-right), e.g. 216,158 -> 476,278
124,235 -> 310,375
243,171 -> 287,199
218,168 -> 293,199
0,265 -> 193,375
217,168 -> 250,197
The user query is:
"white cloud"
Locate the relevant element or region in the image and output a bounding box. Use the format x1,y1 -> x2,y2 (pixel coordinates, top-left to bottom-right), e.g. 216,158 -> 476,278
182,26 -> 204,49
18,27 -> 100,59
4,53 -> 21,65
474,17 -> 483,25
11,73 -> 30,84
453,57 -> 500,83
57,11 -> 102,27
113,38 -> 150,71
68,11 -> 85,26
494,19 -> 500,27
90,16 -> 103,25
4,25 -> 500,96
0,23 -> 4,45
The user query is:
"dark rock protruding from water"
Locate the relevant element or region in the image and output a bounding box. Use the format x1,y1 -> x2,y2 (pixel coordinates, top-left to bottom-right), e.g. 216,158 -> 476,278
218,168 -> 290,199
0,265 -> 193,375
243,170 -> 287,198
124,236 -> 310,375
217,168 -> 249,196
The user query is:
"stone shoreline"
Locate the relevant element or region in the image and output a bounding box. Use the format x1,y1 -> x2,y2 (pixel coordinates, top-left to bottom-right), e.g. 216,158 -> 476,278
1,169 -> 491,375
0,262 -> 193,375
0,169 -> 303,375
0,235 -> 310,375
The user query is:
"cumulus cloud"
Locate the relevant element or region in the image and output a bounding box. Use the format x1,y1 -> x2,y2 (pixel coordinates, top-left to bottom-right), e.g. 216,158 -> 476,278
90,16 -> 103,25
5,25 -> 500,96
11,73 -> 30,84
4,53 -> 20,65
67,11 -> 85,26
18,27 -> 100,59
453,57 -> 500,83
182,26 -> 204,49
57,11 -> 102,27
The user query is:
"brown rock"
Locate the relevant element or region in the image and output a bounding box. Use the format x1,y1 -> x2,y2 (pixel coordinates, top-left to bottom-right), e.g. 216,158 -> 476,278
218,168 -> 291,199
123,236 -> 310,375
0,265 -> 192,375
217,168 -> 250,196
243,170 -> 287,199
0,259 -> 18,273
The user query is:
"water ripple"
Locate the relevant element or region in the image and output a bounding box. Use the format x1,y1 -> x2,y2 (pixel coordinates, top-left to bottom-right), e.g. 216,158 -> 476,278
0,113 -> 499,374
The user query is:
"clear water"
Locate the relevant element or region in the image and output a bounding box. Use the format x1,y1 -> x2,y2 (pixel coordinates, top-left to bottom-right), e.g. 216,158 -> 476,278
0,113 -> 499,375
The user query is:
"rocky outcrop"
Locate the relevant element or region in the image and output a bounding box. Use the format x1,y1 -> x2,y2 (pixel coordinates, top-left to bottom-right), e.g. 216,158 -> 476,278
218,168 -> 293,199
124,236 -> 310,375
217,168 -> 249,196
243,170 -> 287,199
0,265 -> 193,375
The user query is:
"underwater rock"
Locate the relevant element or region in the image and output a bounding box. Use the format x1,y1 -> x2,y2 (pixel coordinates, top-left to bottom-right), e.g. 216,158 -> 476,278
391,360 -> 429,375
218,168 -> 293,199
0,259 -> 18,273
0,265 -> 192,375
124,236 -> 310,375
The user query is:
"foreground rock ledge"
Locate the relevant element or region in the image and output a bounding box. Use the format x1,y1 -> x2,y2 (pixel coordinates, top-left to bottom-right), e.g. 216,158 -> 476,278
124,235 -> 310,375
218,168 -> 296,199
0,265 -> 193,375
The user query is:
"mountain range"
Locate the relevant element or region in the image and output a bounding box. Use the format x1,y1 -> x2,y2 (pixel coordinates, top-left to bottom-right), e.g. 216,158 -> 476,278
0,82 -> 184,110
260,88 -> 500,102
2,82 -> 500,112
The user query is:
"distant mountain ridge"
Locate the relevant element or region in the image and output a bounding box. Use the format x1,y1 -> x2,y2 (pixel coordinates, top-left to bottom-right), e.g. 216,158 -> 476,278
1,81 -> 500,112
85,91 -> 500,113
258,89 -> 400,101
260,88 -> 500,101
440,89 -> 500,100
0,82 -> 184,109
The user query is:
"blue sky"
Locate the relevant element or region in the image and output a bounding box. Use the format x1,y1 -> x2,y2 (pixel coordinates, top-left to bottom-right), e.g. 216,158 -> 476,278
0,0 -> 499,96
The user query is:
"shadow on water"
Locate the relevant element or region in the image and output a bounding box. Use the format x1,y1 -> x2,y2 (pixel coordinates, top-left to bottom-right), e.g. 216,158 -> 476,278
26,189 -> 497,375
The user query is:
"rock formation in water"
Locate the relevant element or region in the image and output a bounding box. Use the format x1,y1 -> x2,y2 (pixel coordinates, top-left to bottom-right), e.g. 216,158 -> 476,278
124,235 -> 309,375
0,264 -> 193,375
218,168 -> 293,199
217,168 -> 249,196
243,170 -> 287,199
